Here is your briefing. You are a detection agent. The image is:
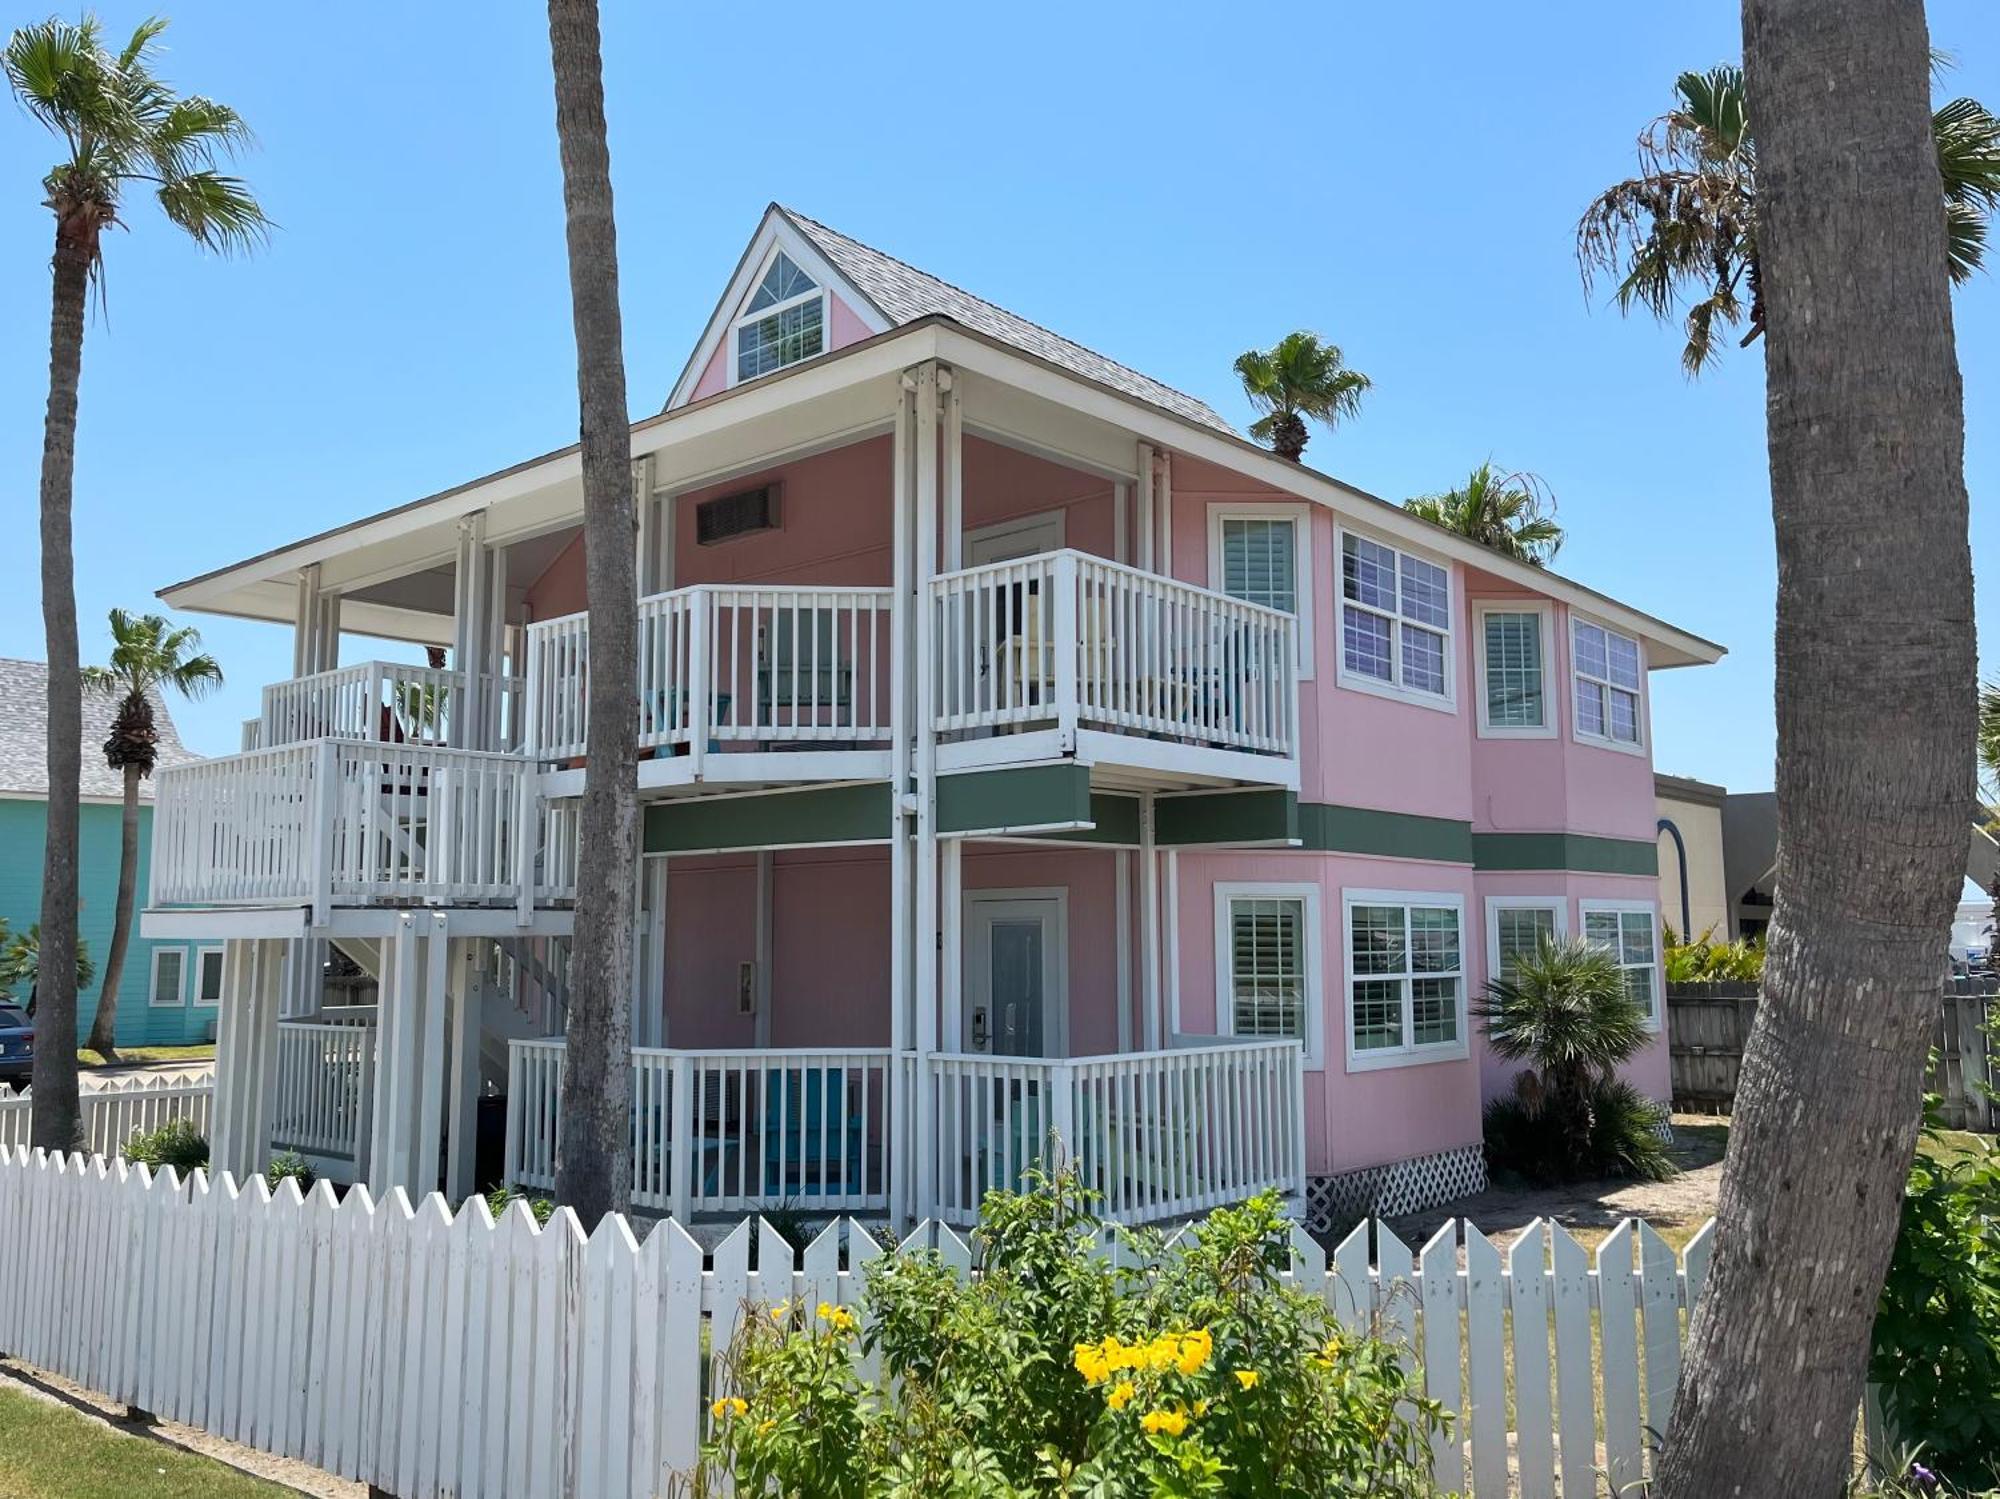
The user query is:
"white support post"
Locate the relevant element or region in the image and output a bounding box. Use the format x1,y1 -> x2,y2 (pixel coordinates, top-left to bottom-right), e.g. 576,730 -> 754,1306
370,916 -> 421,1195
417,916 -> 450,1198
668,1052 -> 695,1222
1135,444 -> 1155,574
486,545 -> 510,750
753,851 -> 774,1048
1053,550 -> 1079,751
687,591 -> 712,782
1113,481 -> 1129,566
310,738 -> 338,930
292,565 -> 320,680
446,937 -> 480,1202
942,367 -> 963,570
1163,849 -> 1181,1040
942,841 -> 963,1055
654,856 -> 671,1046
316,592 -> 342,674
240,939 -> 282,1183
913,362 -> 941,1223
887,373 -> 915,1226
1139,794 -> 1160,1052
514,771 -> 536,927
208,940 -> 251,1179
1158,451 -> 1174,578
632,457 -> 655,594
1115,851 -> 1132,1053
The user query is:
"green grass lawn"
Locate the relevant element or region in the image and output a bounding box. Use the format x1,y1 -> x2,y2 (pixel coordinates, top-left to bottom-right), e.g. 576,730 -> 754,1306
0,1386 -> 287,1498
76,1045 -> 215,1069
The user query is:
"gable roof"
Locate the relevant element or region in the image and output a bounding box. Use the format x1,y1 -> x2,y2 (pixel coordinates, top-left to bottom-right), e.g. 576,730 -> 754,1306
670,204 -> 1236,436
0,659 -> 201,802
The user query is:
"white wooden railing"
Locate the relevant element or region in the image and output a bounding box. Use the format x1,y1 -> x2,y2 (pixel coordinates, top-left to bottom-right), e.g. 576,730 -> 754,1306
523,585 -> 896,763
151,741 -> 566,914
260,661 -> 463,749
927,1039 -> 1305,1226
931,549 -> 1297,757
271,1021 -> 374,1170
0,1071 -> 215,1157
506,1041 -> 893,1217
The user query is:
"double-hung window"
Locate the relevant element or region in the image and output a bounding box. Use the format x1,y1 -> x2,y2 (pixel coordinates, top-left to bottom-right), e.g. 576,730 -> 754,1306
1485,897 -> 1566,986
1215,884 -> 1321,1066
1477,605 -> 1553,736
733,251 -> 825,383
1581,902 -> 1661,1026
1210,508 -> 1312,674
195,947 -> 225,1007
149,948 -> 186,1008
1340,532 -> 1453,706
1572,618 -> 1644,749
1344,891 -> 1467,1069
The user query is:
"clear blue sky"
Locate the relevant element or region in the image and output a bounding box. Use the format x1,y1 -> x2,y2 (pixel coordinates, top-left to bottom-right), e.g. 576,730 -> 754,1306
2,1 -> 1996,789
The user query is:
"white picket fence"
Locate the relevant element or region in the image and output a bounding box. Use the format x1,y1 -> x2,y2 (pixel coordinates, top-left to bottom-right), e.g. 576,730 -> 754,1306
0,1071 -> 214,1156
0,1144 -> 1716,1499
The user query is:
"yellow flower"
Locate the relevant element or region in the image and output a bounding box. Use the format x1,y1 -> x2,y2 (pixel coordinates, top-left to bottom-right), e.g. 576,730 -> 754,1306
1234,1369 -> 1259,1391
1174,1329 -> 1213,1376
1193,1398 -> 1211,1418
710,1396 -> 747,1420
1141,1408 -> 1188,1437
1107,1381 -> 1136,1411
1073,1343 -> 1111,1385
768,1301 -> 790,1324
756,1419 -> 776,1437
818,1302 -> 857,1333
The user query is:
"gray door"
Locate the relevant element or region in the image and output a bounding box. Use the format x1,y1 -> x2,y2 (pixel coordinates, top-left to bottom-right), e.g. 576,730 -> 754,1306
965,897 -> 1063,1058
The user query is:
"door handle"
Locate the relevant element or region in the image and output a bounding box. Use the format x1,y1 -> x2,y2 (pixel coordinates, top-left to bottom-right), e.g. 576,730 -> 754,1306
971,1006 -> 989,1049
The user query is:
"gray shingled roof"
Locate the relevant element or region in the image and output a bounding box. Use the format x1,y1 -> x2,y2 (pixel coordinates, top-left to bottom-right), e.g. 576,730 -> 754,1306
0,659 -> 201,801
779,207 -> 1236,436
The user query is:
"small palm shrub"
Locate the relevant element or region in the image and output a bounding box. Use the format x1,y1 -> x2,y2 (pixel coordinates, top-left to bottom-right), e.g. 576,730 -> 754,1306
1663,925 -> 1765,984
265,1151 -> 316,1196
1475,936 -> 1676,1184
696,1168 -> 1445,1496
121,1118 -> 208,1177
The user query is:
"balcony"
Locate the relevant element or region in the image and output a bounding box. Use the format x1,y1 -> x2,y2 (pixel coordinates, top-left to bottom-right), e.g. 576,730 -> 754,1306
245,660 -> 525,754
150,740 -> 569,919
931,550 -> 1298,784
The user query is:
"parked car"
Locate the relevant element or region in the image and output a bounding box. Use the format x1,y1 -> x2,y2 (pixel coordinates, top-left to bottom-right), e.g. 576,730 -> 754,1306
0,1004 -> 32,1090
1951,908 -> 1993,974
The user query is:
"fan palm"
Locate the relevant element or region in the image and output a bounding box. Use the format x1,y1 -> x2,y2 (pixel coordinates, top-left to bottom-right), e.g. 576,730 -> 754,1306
1578,63 -> 2000,373
1233,332 -> 1370,461
1402,463 -> 1564,565
0,924 -> 96,1017
5,14 -> 266,1150
80,611 -> 222,1060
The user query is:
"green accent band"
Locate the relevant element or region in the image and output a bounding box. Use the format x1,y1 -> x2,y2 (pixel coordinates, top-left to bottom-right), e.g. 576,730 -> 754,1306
1156,790 -> 1299,847
1297,803 -> 1475,863
643,783 -> 889,854
937,764 -> 1092,835
1038,793 -> 1143,846
1470,832 -> 1660,876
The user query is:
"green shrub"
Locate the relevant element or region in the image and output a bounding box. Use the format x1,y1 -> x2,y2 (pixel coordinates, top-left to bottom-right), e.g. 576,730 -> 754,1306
264,1152 -> 316,1196
1482,1078 -> 1678,1185
484,1185 -> 555,1226
696,1166 -> 1445,1497
121,1118 -> 208,1177
1663,925 -> 1765,984
1871,1126 -> 2000,1489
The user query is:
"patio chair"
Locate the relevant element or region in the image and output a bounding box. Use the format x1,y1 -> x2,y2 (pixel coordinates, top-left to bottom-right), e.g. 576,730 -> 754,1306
756,1066 -> 866,1199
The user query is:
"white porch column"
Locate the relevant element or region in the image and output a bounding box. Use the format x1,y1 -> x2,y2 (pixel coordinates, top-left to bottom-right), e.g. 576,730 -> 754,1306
445,935 -> 482,1203
887,371 -> 915,1225
1158,451 -> 1174,577
1135,444 -> 1155,573
1115,851 -> 1133,1052
1139,794 -> 1161,1051
209,938 -> 281,1183
452,514 -> 489,750
485,544 -> 510,750
753,851 -> 775,1048
368,916 -> 422,1196
912,362 -> 941,1222
1163,849 -> 1180,1040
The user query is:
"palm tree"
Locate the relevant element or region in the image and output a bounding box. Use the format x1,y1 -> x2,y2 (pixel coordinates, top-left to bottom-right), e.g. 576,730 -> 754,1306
1577,61 -> 2000,373
0,922 -> 95,1017
1232,332 -> 1370,461
544,0 -> 636,1225
1402,464 -> 1564,565
5,16 -> 267,1151
80,610 -> 222,1061
1655,3 -> 1976,1493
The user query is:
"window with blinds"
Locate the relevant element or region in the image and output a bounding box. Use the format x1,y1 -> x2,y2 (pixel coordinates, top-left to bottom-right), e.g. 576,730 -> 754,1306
1493,904 -> 1559,981
733,251 -> 825,382
1220,518 -> 1297,616
1227,896 -> 1306,1042
1345,894 -> 1467,1066
1481,610 -> 1546,730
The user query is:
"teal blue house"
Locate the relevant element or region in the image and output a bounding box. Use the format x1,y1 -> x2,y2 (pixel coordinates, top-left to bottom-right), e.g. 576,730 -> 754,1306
0,659 -> 215,1048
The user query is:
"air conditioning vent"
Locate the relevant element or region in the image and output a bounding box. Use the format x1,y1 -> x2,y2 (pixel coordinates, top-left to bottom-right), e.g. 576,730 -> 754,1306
696,484 -> 780,545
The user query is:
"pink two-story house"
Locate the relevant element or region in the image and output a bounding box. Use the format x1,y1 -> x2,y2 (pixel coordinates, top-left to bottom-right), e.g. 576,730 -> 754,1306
143,205 -> 1722,1230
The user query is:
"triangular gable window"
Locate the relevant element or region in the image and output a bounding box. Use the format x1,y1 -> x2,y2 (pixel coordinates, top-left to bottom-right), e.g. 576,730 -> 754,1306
735,249 -> 825,381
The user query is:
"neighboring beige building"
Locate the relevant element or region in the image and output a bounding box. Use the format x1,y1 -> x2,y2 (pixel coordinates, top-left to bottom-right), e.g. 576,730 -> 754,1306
1655,773 -> 1730,942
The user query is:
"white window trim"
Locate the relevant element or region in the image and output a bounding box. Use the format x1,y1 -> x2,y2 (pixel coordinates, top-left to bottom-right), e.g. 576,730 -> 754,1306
148,947 -> 187,1009
1483,896 -> 1570,990
726,246 -> 828,390
1206,504 -> 1314,679
1474,601 -> 1557,740
1342,887 -> 1470,1072
1579,899 -> 1663,1031
1213,881 -> 1323,1069
1334,526 -> 1458,714
193,945 -> 225,1007
1569,612 -> 1648,756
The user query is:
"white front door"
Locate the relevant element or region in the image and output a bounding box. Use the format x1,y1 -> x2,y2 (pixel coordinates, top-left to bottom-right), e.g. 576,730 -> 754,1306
965,510 -> 1066,565
963,893 -> 1065,1058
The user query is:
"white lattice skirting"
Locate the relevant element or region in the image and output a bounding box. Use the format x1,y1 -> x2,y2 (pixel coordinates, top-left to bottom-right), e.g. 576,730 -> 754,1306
1304,1144 -> 1488,1234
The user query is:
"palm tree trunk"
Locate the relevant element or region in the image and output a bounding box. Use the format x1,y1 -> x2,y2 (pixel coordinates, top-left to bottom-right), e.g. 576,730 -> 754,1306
545,0 -> 635,1226
86,762 -> 142,1061
30,221 -> 90,1152
1657,2 -> 1975,1494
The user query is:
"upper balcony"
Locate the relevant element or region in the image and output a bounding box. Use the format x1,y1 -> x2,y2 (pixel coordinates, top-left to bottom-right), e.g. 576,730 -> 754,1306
521,550 -> 1298,796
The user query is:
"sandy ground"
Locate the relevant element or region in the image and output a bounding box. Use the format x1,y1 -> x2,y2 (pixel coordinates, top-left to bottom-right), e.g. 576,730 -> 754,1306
0,1358 -> 360,1498
1383,1114 -> 1730,1257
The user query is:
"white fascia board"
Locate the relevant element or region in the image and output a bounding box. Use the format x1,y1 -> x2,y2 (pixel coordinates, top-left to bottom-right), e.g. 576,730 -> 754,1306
929,324 -> 1726,669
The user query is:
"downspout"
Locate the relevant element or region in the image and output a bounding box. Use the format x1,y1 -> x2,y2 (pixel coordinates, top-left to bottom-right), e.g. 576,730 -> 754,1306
1657,817 -> 1691,939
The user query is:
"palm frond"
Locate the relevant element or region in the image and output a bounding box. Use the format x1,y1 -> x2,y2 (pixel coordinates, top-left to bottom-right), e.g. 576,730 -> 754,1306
1233,331 -> 1370,454
4,16 -> 133,157
155,169 -> 270,255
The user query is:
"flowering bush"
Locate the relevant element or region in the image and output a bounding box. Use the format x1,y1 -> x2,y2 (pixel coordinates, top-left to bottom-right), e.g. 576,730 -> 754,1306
695,1167 -> 1444,1496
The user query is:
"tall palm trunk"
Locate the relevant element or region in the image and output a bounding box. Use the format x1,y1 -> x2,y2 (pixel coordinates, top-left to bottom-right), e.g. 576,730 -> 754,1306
545,0 -> 635,1226
86,761 -> 142,1060
31,217 -> 92,1152
1657,1 -> 1974,1493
